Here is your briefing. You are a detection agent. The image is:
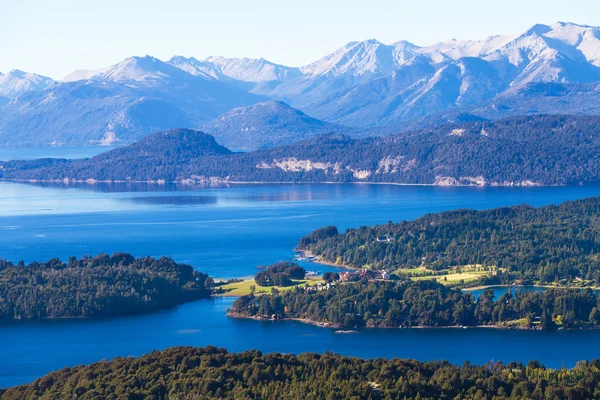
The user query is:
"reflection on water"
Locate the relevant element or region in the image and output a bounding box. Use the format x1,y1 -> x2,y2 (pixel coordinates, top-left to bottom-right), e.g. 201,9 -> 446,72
467,285 -> 548,300
467,285 -> 600,300
130,195 -> 220,205
126,191 -> 332,205
25,181 -> 228,193
2,182 -> 600,388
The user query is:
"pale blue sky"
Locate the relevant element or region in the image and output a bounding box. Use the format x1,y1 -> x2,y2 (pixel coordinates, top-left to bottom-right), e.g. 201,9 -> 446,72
1,0 -> 598,79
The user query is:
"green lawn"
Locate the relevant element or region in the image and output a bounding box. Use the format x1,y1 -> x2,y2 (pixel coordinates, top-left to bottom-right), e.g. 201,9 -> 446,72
217,277 -> 325,296
411,270 -> 491,285
401,265 -> 498,285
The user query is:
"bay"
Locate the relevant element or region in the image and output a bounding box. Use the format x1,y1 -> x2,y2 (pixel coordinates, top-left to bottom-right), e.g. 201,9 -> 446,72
2,181 -> 600,387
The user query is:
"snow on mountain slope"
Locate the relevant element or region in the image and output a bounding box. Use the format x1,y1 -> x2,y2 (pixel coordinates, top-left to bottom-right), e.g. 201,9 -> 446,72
5,21 -> 600,144
0,57 -> 264,147
168,56 -> 301,93
300,39 -> 419,78
62,68 -> 105,82
544,22 -> 600,66
281,22 -> 600,125
0,70 -> 54,99
417,35 -> 515,60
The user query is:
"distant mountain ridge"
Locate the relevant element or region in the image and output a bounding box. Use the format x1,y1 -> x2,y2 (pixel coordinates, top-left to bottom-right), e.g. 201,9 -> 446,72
202,101 -> 345,150
0,70 -> 54,104
0,56 -> 262,147
2,22 -> 600,147
3,115 -> 600,186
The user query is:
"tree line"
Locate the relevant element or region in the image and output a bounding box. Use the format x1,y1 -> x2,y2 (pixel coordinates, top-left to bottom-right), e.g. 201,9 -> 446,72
4,114 -> 600,186
3,345 -> 600,399
254,261 -> 306,287
230,279 -> 600,330
0,253 -> 213,320
298,197 -> 600,285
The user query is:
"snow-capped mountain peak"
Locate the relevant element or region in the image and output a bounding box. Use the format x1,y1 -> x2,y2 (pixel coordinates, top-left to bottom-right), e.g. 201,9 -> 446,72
0,69 -> 54,99
93,56 -> 173,82
300,39 -> 419,78
62,56 -> 188,84
168,55 -> 301,84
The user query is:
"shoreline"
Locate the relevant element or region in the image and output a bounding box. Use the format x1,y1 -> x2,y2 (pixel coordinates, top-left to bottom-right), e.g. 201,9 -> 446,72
295,249 -> 357,270
226,312 -> 550,331
463,284 -> 600,291
0,178 -> 564,188
227,312 -> 600,331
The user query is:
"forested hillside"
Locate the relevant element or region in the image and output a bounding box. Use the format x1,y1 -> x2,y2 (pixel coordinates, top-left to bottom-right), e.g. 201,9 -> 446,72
2,346 -> 600,399
298,197 -> 600,284
3,115 -> 600,186
0,253 -> 213,319
230,280 -> 600,330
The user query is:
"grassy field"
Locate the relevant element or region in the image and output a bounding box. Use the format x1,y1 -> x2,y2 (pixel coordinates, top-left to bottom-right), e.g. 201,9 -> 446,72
411,271 -> 490,284
398,265 -> 498,285
217,277 -> 326,296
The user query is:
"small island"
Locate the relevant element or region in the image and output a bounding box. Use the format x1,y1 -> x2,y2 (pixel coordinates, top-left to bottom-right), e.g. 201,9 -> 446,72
229,279 -> 600,330
0,253 -> 214,320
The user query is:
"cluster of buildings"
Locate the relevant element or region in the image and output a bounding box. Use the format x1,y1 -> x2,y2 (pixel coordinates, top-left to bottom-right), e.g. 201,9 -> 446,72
305,282 -> 336,292
339,268 -> 391,282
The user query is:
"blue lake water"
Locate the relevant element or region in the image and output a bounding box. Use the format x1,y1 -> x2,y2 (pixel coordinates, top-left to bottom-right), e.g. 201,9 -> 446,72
467,286 -> 548,300
0,146 -> 118,161
2,182 -> 600,387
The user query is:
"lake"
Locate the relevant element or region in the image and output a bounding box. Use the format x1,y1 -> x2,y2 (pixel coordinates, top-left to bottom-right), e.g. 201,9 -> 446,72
0,146 -> 118,161
2,181 -> 600,387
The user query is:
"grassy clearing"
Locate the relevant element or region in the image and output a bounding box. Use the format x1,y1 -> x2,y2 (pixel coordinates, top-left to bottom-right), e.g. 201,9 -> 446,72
411,271 -> 491,284
217,277 -> 325,297
401,265 -> 498,285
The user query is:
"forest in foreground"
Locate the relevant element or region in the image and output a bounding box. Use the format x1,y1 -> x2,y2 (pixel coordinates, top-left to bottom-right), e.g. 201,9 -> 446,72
230,280 -> 600,330
1,346 -> 599,399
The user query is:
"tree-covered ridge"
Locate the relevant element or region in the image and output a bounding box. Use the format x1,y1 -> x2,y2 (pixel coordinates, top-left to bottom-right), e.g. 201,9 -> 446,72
231,280 -> 600,330
3,114 -> 600,186
298,197 -> 600,285
3,346 -> 600,400
0,253 -> 213,320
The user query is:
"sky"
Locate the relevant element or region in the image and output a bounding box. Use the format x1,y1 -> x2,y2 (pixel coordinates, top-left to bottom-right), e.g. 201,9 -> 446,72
1,0 -> 599,80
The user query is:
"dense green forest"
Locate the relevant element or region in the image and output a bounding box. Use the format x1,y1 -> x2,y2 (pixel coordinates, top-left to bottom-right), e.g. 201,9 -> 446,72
254,261 -> 306,287
0,253 -> 213,320
298,197 -> 600,285
3,115 -> 600,185
230,280 -> 600,330
3,346 -> 600,399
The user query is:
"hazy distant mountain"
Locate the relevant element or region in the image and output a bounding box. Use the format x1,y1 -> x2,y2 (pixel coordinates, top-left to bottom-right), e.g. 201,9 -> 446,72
0,56 -> 262,147
0,70 -> 54,100
202,101 -> 345,150
5,115 -> 600,186
167,56 -> 302,93
3,22 -> 600,147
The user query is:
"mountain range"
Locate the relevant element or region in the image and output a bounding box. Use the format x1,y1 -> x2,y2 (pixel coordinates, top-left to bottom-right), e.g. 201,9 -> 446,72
1,22 -> 600,147
3,115 -> 600,186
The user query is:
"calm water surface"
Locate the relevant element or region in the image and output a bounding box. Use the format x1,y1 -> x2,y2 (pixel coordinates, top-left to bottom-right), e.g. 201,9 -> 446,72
0,146 -> 118,161
2,182 -> 600,387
